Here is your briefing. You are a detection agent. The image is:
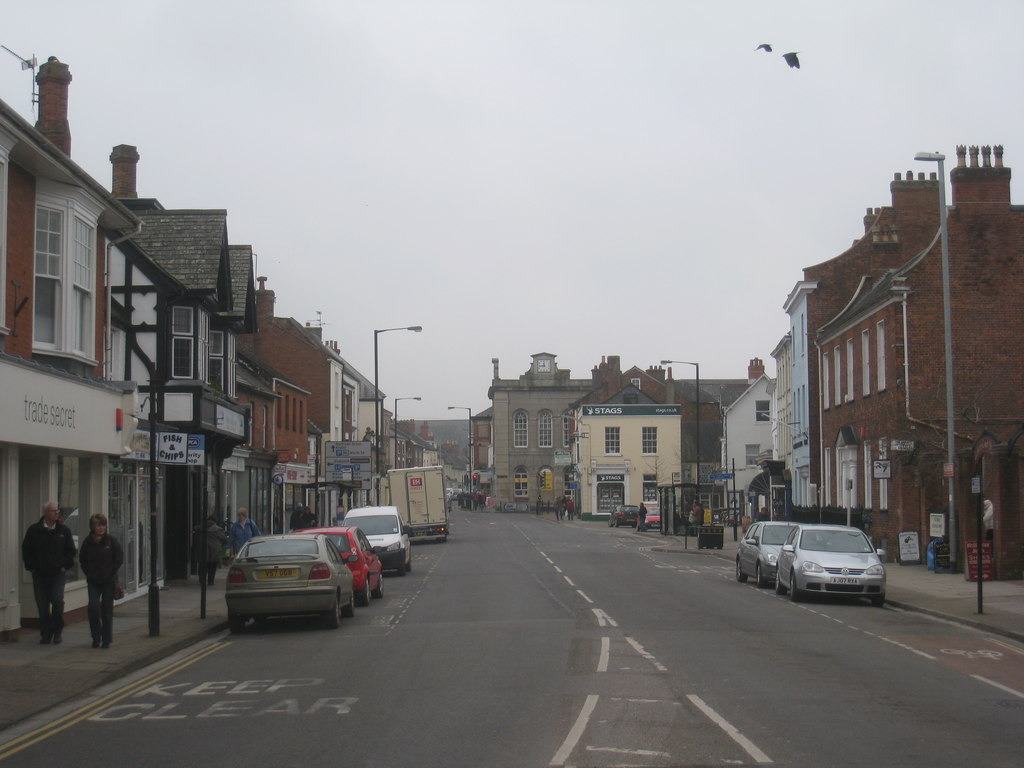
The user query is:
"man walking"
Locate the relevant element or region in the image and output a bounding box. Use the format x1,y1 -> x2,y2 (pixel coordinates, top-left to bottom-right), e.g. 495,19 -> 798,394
22,502 -> 77,644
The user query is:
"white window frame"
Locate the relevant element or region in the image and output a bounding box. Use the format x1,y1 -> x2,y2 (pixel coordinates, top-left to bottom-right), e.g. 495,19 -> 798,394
822,351 -> 830,409
562,415 -> 571,447
208,329 -> 225,388
863,443 -> 872,510
846,339 -> 854,401
833,345 -> 841,405
171,306 -> 194,379
641,426 -> 657,455
755,400 -> 770,422
513,467 -> 529,498
861,329 -> 871,396
604,426 -> 620,455
33,181 -> 102,361
538,410 -> 553,448
745,443 -> 760,467
513,410 -> 528,448
876,321 -> 886,392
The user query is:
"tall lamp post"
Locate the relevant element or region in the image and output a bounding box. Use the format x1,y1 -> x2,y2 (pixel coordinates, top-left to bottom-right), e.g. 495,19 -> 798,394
448,406 -> 473,492
915,151 -> 957,570
374,325 -> 422,502
661,359 -> 700,531
393,397 -> 421,469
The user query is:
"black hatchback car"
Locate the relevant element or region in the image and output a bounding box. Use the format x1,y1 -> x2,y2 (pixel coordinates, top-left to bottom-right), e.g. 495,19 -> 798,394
609,504 -> 640,527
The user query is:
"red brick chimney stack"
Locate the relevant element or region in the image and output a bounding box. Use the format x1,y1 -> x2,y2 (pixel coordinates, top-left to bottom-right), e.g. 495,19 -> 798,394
255,276 -> 275,324
35,57 -> 72,155
748,357 -> 765,382
951,144 -> 1010,205
110,144 -> 140,198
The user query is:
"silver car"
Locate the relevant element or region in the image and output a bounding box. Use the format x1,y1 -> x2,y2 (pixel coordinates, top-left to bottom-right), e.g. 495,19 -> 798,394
735,521 -> 797,587
225,534 -> 355,632
775,524 -> 886,607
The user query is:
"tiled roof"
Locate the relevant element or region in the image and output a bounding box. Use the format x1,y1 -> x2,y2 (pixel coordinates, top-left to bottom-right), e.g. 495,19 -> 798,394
131,209 -> 228,291
227,244 -> 253,320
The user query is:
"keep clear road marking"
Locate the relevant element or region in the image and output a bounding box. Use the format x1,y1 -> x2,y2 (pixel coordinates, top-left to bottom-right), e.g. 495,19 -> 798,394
687,694 -> 773,764
597,637 -> 610,673
592,608 -> 618,627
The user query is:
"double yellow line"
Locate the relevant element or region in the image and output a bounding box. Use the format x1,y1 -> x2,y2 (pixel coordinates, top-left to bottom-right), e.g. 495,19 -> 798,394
0,640 -> 231,761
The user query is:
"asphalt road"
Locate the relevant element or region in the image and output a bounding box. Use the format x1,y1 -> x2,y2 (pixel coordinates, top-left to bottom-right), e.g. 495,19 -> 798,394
3,510 -> 1022,767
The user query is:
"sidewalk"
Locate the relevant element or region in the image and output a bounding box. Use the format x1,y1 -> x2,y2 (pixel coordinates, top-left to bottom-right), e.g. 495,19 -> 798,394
0,578 -> 227,732
646,528 -> 1024,644
2,529 -> 1022,734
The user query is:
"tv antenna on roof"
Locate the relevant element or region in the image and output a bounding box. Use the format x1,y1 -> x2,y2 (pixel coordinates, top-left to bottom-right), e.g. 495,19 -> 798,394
2,45 -> 38,115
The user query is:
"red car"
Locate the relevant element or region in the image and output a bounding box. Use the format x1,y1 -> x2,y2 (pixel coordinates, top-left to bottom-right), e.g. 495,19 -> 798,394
296,526 -> 383,606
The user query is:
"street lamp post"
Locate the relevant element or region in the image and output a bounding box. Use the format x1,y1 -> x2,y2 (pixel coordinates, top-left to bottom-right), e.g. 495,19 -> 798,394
373,326 -> 422,502
915,151 -> 957,570
661,359 -> 700,534
393,397 -> 421,469
448,406 -> 473,492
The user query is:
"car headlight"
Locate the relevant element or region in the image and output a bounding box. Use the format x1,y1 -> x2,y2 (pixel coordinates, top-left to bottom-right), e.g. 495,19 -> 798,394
800,560 -> 825,574
385,542 -> 402,552
766,553 -> 778,565
865,564 -> 885,576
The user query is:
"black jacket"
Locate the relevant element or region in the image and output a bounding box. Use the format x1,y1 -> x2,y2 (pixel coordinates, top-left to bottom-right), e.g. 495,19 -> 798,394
79,533 -> 124,585
22,518 -> 77,575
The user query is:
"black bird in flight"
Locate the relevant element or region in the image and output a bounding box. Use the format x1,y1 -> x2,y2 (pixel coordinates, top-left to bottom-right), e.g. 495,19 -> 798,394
782,51 -> 800,69
755,43 -> 772,52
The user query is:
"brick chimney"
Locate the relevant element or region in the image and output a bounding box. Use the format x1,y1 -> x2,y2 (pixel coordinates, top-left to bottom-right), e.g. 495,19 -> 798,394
951,144 -> 1011,206
255,276 -> 275,324
35,57 -> 72,155
748,357 -> 765,382
110,144 -> 140,198
889,170 -> 940,215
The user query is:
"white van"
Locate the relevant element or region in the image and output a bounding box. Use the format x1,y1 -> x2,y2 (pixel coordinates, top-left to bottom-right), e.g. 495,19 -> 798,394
342,506 -> 412,575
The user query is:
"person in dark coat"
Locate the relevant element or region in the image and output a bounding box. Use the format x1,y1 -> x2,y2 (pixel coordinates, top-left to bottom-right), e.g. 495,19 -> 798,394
193,516 -> 228,585
289,506 -> 305,531
79,513 -> 124,648
22,501 -> 77,644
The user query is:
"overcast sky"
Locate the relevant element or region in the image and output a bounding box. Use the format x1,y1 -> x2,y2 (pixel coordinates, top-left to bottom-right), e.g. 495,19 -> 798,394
4,1 -> 1022,422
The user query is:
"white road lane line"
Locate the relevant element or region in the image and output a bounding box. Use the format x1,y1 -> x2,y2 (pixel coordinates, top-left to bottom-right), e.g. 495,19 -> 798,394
686,694 -> 773,764
592,609 -> 618,627
576,589 -> 594,604
586,746 -> 672,757
553,565 -> 562,572
563,575 -> 576,587
972,675 -> 1024,699
597,637 -> 610,672
549,694 -> 599,767
625,636 -> 667,672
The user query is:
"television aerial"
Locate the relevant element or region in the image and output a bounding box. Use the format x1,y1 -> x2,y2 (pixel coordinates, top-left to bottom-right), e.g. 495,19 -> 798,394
2,45 -> 38,114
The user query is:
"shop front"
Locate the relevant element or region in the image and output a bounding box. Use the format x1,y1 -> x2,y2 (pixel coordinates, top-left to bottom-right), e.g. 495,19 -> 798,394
0,355 -> 136,639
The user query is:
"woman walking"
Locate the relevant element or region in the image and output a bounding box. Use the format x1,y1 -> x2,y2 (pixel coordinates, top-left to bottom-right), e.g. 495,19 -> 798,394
78,513 -> 124,649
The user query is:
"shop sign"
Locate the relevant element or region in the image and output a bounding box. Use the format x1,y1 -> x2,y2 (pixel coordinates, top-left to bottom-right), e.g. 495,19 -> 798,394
157,433 -> 188,464
187,434 -> 206,466
597,474 -> 624,482
216,404 -> 246,437
582,405 -> 680,417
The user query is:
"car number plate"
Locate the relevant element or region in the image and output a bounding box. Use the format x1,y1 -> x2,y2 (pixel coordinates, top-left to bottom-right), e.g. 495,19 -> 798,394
258,568 -> 297,579
830,577 -> 858,584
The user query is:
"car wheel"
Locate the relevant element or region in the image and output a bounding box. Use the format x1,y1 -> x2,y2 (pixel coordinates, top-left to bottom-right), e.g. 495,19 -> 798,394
324,595 -> 340,629
405,551 -> 412,573
756,563 -> 769,589
228,612 -> 246,634
775,570 -> 788,595
735,558 -> 748,583
371,574 -> 384,599
355,579 -> 370,607
341,589 -> 355,618
789,576 -> 803,602
871,594 -> 885,607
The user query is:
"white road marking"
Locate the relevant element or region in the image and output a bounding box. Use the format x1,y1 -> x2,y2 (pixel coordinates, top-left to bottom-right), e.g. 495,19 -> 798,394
576,589 -> 594,604
878,635 -> 936,660
625,636 -> 667,672
592,609 -> 618,627
553,565 -> 562,573
972,675 -> 1024,699
549,694 -> 599,766
585,746 -> 672,757
563,575 -> 576,587
597,637 -> 610,672
686,694 -> 773,764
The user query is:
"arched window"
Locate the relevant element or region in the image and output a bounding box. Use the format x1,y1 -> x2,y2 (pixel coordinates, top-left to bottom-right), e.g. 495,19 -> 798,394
538,410 -> 553,448
514,466 -> 529,497
513,410 -> 528,448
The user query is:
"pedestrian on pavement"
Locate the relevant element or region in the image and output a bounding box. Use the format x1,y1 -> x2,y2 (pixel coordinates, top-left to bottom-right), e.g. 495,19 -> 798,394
192,515 -> 227,585
638,503 -> 648,532
288,505 -> 305,531
565,497 -> 575,521
336,503 -> 346,524
78,513 -> 124,649
689,501 -> 702,533
302,505 -> 317,528
21,501 -> 77,645
228,508 -> 261,554
757,506 -> 770,522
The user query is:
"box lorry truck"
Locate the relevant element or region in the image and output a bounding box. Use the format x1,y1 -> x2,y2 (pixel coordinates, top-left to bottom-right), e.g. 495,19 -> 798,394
384,465 -> 450,542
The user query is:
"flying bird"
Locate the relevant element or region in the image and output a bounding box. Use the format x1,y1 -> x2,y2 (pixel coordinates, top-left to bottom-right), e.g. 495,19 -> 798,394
783,51 -> 800,69
755,43 -> 772,52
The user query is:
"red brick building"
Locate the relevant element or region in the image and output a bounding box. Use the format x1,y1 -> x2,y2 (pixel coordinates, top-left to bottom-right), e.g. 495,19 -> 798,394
811,145 -> 1023,578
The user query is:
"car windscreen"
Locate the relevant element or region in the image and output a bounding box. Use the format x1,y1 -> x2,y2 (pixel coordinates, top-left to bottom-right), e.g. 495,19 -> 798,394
799,529 -> 873,553
324,534 -> 354,553
348,515 -> 400,535
242,539 -> 319,558
621,506 -> 639,513
761,525 -> 796,545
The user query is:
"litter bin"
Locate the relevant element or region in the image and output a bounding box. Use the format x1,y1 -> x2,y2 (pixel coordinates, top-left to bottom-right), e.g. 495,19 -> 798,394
697,525 -> 724,549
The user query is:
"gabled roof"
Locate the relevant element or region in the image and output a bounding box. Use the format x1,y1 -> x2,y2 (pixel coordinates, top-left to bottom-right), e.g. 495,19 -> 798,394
601,384 -> 659,405
129,208 -> 229,292
226,245 -> 256,330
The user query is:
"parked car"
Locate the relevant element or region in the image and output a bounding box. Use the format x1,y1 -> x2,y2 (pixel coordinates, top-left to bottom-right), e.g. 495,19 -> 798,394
775,524 -> 886,606
609,504 -> 641,528
225,534 -> 355,633
296,526 -> 384,606
638,505 -> 661,531
342,506 -> 412,575
735,521 -> 797,587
